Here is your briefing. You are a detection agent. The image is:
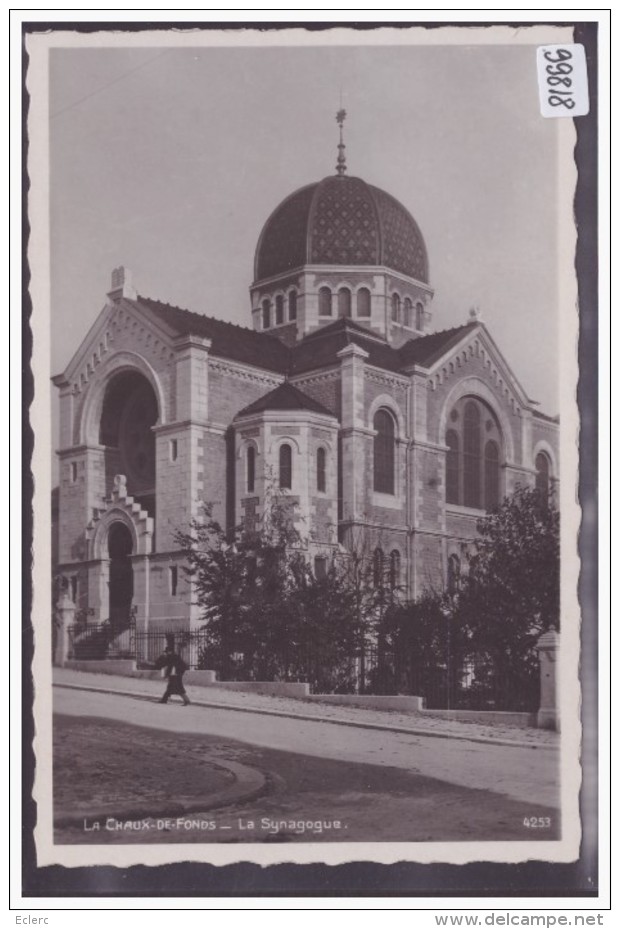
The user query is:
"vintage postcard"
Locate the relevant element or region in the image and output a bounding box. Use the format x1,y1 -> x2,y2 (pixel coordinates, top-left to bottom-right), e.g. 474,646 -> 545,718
24,22 -> 593,877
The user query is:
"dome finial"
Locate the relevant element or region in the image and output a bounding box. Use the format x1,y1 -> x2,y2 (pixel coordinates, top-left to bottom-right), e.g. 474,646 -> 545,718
335,107 -> 347,176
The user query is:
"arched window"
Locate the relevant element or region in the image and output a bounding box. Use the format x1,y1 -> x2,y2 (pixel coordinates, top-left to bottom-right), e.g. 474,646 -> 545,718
316,447 -> 326,492
373,547 -> 384,587
389,550 -> 401,589
391,293 -> 401,323
275,294 -> 284,325
535,452 -> 551,502
318,286 -> 333,316
463,401 -> 482,508
447,554 -> 461,596
416,302 -> 424,330
356,287 -> 371,317
288,289 -> 297,321
279,443 -> 292,489
261,299 -> 271,329
246,445 -> 255,493
403,297 -> 412,328
338,287 -> 352,318
373,409 -> 396,494
446,430 -> 460,504
314,555 -> 327,580
445,397 -> 503,510
484,440 -> 500,509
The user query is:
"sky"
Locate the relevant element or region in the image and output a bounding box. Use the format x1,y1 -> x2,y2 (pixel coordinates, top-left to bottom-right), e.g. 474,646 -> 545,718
48,36 -> 561,415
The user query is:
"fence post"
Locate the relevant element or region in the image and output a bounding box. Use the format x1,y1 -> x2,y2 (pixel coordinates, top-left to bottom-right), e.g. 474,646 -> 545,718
54,593 -> 76,666
536,627 -> 559,731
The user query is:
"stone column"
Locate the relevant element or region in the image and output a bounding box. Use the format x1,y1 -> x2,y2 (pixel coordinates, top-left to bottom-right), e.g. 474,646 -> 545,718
54,593 -> 76,666
337,343 -> 369,523
536,627 -> 559,731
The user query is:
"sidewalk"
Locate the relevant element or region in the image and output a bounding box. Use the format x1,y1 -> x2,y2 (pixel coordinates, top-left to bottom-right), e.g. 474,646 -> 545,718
53,668 -> 559,749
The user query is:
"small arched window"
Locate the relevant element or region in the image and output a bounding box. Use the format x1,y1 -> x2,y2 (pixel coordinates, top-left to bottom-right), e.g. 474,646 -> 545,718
279,443 -> 292,490
447,554 -> 461,596
356,287 -> 371,317
318,286 -> 333,316
389,550 -> 401,589
317,447 -> 326,492
288,289 -> 297,321
373,409 -> 396,495
403,297 -> 412,328
247,445 -> 255,493
416,302 -> 424,330
446,430 -> 460,504
391,293 -> 401,323
261,299 -> 271,329
275,294 -> 284,325
535,452 -> 551,502
484,440 -> 500,509
463,401 -> 482,508
373,547 -> 384,587
338,287 -> 352,318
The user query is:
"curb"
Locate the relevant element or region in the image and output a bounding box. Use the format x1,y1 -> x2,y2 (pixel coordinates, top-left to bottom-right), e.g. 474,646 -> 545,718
54,681 -> 557,751
54,756 -> 267,828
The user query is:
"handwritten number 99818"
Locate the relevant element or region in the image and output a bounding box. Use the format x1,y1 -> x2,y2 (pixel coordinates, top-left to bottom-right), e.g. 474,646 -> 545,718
543,48 -> 575,109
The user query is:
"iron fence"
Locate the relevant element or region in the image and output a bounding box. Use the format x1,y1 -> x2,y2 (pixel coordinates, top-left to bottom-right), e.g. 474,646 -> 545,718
134,628 -> 211,669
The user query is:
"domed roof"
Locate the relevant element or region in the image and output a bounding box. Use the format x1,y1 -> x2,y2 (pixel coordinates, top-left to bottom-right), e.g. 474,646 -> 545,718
254,175 -> 429,283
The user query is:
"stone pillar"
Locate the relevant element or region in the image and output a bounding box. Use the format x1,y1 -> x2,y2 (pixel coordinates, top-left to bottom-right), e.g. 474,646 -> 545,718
54,593 -> 75,666
337,343 -> 369,522
536,627 -> 559,731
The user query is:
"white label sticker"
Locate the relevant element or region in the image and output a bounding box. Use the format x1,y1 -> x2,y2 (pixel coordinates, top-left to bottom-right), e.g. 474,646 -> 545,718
537,43 -> 589,117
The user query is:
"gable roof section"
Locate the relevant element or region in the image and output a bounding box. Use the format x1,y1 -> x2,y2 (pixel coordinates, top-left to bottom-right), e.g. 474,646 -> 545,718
289,318 -> 402,375
130,297 -> 529,406
133,296 -> 289,374
397,322 -> 478,369
235,381 -> 334,419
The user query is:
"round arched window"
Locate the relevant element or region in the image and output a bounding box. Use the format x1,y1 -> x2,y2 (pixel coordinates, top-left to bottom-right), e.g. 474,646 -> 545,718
318,286 -> 333,316
279,443 -> 292,489
356,287 -> 371,317
445,397 -> 502,510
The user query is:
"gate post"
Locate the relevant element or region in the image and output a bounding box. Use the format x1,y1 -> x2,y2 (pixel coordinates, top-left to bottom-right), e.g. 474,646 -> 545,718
54,592 -> 76,666
536,627 -> 559,731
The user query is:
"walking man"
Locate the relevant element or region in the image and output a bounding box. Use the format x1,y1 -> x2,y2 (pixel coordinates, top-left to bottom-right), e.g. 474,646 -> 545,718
155,640 -> 191,705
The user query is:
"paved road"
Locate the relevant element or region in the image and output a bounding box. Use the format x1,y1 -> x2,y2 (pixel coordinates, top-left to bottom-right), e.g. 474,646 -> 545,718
54,685 -> 559,808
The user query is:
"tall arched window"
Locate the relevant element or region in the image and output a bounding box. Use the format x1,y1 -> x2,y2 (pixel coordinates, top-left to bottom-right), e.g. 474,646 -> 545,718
338,287 -> 352,318
356,287 -> 371,317
288,289 -> 297,321
403,297 -> 412,327
391,293 -> 401,323
446,430 -> 460,504
373,547 -> 384,587
484,440 -> 500,509
318,286 -> 332,316
275,294 -> 284,325
316,447 -> 326,492
444,397 -> 503,510
246,446 -> 255,493
416,302 -> 424,330
535,452 -> 551,502
389,550 -> 401,589
463,401 -> 482,508
261,299 -> 271,329
279,443 -> 292,490
373,409 -> 396,494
